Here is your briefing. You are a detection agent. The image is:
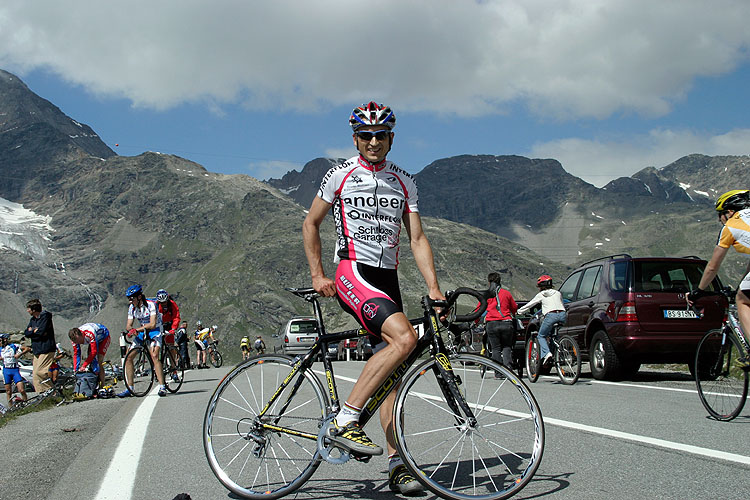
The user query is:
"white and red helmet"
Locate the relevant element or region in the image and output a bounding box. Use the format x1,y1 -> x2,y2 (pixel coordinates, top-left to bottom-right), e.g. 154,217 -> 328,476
349,101 -> 396,131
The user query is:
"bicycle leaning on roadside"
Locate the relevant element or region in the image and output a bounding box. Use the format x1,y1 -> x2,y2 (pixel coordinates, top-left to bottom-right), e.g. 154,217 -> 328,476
691,287 -> 750,421
203,286 -> 545,500
122,331 -> 184,396
525,311 -> 582,385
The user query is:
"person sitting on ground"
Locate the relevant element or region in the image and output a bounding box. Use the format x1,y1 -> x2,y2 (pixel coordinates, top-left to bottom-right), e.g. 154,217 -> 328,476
517,275 -> 567,366
1,333 -> 31,406
48,342 -> 68,385
69,323 -> 111,389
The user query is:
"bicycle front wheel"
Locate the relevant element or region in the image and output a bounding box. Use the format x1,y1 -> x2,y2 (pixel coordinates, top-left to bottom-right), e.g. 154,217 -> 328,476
163,346 -> 184,393
695,329 -> 749,421
210,350 -> 223,368
394,353 -> 545,500
555,335 -> 581,385
124,346 -> 154,397
203,354 -> 327,499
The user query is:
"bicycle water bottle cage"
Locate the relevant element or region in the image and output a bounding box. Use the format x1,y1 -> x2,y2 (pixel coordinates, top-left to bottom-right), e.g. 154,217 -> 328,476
317,415 -> 351,465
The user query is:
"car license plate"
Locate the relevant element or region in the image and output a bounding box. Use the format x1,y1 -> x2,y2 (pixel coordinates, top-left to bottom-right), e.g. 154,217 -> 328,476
663,309 -> 698,319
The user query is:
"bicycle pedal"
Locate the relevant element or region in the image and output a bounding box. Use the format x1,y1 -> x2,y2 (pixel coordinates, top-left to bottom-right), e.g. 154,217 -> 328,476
350,452 -> 371,463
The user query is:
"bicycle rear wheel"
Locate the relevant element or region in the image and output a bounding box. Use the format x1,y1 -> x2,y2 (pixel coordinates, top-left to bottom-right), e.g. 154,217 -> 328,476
555,335 -> 581,385
695,329 -> 749,421
526,336 -> 541,383
163,346 -> 184,393
393,353 -> 544,500
210,350 -> 223,368
124,346 -> 154,397
203,354 -> 327,499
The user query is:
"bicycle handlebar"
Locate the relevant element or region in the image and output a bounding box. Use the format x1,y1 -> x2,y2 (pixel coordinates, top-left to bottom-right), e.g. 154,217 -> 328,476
425,287 -> 487,323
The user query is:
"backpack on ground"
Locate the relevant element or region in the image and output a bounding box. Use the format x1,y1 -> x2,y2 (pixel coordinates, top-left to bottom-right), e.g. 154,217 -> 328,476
74,372 -> 98,398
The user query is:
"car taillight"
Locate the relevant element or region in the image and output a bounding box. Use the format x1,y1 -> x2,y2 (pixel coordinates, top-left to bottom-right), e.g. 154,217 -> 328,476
284,336 -> 289,344
617,301 -> 638,322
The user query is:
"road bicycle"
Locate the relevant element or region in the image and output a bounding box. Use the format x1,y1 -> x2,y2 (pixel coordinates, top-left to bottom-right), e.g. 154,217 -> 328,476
692,288 -> 750,421
203,286 -> 545,500
122,331 -> 184,396
525,313 -> 581,385
2,369 -> 77,415
207,340 -> 223,368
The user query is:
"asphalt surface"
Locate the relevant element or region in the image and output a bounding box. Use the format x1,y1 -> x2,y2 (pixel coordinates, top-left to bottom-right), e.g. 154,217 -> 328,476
1,361 -> 749,500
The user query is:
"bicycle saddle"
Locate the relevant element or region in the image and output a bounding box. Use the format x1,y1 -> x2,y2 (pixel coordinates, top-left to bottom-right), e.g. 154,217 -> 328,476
285,287 -> 320,300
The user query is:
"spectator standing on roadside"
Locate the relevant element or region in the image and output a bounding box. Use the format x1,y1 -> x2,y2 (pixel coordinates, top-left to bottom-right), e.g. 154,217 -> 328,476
483,272 -> 518,376
24,298 -> 57,392
2,333 -> 31,405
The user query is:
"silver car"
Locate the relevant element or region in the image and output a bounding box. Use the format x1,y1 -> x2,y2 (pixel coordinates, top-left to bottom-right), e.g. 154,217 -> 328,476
281,317 -> 319,357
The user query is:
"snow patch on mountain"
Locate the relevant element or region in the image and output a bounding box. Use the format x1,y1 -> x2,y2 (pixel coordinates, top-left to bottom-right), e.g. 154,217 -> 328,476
0,196 -> 54,260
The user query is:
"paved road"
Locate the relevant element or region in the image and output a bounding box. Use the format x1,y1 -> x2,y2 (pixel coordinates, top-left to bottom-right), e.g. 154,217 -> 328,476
2,361 -> 749,499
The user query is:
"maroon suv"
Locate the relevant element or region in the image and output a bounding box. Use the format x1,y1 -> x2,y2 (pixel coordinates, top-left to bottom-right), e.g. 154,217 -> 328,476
526,254 -> 727,380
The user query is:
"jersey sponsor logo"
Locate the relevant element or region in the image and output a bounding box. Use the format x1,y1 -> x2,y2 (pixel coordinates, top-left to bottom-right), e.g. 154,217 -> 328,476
362,302 -> 380,320
338,275 -> 361,306
341,193 -> 406,211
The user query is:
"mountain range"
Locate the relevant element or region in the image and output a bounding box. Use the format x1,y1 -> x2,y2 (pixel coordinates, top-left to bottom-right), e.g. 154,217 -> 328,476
1,68 -> 746,360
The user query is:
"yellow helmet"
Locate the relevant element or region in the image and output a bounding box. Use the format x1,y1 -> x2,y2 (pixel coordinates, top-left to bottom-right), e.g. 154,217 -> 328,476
715,190 -> 750,212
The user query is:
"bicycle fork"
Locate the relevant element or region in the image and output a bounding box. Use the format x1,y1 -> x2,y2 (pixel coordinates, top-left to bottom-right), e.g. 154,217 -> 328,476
432,353 -> 477,428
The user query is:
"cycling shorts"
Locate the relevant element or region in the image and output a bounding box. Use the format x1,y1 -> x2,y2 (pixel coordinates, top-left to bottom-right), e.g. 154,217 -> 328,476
3,367 -> 25,385
241,345 -> 250,352
194,339 -> 206,351
49,362 -> 60,373
335,260 -> 403,338
98,335 -> 111,356
133,329 -> 162,348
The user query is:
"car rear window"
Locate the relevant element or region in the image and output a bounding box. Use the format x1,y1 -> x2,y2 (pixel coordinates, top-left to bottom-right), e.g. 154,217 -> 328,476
290,320 -> 318,333
633,261 -> 714,293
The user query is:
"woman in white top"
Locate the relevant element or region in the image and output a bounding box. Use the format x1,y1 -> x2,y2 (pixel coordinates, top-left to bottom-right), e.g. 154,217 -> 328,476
517,275 -> 567,364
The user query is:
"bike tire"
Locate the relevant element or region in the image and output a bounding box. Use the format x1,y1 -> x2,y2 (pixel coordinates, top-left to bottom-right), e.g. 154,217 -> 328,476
526,336 -> 541,383
203,354 -> 327,499
555,335 -> 582,385
393,353 -> 545,500
164,346 -> 184,393
124,346 -> 154,397
695,329 -> 749,421
210,350 -> 223,368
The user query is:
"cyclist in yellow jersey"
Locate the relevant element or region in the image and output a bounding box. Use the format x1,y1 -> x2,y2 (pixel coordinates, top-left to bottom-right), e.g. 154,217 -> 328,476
688,189 -> 750,368
240,335 -> 251,360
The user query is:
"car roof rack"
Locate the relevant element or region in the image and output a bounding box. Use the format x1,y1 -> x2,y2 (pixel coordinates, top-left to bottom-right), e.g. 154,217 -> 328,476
577,254 -> 632,268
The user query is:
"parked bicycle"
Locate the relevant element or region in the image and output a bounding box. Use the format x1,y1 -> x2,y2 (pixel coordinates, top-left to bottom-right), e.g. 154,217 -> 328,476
204,286 -> 545,500
525,311 -> 581,385
122,332 -> 184,396
207,340 -> 223,368
692,288 -> 750,421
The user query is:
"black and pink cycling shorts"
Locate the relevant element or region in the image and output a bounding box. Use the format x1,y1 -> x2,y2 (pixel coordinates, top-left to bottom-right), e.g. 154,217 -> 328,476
335,260 -> 403,338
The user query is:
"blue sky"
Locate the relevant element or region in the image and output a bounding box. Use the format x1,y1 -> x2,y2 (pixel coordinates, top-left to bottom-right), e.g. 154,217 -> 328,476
1,1 -> 749,187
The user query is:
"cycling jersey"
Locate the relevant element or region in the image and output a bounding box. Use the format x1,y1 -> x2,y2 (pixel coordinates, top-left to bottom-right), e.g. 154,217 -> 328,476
128,300 -> 162,330
72,323 -> 111,373
717,208 -> 750,254
1,343 -> 21,369
195,328 -> 211,341
158,299 -> 181,332
254,339 -> 265,350
318,155 -> 419,269
240,336 -> 250,349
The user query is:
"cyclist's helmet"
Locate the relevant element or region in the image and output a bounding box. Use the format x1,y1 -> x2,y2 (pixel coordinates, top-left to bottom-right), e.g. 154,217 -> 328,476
0,333 -> 9,341
715,189 -> 750,212
536,275 -> 553,289
125,284 -> 143,297
349,101 -> 396,131
156,289 -> 169,302
212,325 -> 218,331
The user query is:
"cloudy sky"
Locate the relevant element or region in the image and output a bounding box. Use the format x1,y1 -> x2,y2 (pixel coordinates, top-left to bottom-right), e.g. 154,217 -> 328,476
1,0 -> 749,186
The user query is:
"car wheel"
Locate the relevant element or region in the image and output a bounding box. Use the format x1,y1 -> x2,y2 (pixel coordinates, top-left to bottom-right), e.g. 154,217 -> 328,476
589,331 -> 622,380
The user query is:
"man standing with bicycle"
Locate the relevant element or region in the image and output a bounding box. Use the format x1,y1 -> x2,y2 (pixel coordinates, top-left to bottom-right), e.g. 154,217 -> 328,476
303,101 -> 444,495
119,285 -> 168,397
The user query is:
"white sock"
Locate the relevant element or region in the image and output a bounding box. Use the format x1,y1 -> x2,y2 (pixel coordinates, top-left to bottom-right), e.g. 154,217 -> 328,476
335,401 -> 362,427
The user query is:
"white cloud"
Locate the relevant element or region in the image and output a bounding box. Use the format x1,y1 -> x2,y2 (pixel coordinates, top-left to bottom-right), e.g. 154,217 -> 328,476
529,128 -> 750,187
1,0 -> 749,118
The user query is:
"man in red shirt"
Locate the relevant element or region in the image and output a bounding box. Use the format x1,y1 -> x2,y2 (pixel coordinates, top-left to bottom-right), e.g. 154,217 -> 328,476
156,289 -> 181,377
483,272 -> 518,377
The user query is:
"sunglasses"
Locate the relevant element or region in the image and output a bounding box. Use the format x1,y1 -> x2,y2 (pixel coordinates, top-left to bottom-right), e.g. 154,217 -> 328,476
356,130 -> 390,142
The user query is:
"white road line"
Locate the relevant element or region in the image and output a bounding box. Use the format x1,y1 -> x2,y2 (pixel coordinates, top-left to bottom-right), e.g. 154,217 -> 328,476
324,369 -> 750,466
94,386 -> 160,500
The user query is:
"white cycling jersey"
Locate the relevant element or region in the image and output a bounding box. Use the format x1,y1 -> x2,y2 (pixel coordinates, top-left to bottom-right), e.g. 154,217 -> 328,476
318,155 -> 419,269
127,300 -> 162,330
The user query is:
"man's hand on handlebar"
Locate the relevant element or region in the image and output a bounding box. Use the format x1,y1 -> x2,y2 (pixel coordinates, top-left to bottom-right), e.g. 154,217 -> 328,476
127,328 -> 137,338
